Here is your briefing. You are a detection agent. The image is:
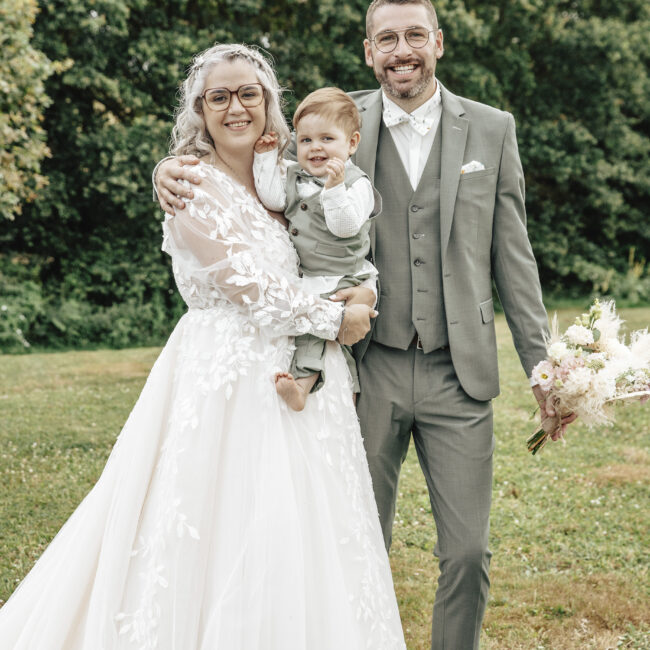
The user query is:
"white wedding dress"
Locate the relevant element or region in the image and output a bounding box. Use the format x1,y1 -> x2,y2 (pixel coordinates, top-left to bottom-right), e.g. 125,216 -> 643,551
0,162 -> 405,650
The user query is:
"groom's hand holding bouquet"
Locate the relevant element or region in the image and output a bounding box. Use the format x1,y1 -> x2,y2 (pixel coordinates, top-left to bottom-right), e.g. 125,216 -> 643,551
527,300 -> 650,455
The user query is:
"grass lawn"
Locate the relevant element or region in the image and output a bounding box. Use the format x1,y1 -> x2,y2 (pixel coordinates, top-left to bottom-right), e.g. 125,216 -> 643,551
1,307 -> 649,648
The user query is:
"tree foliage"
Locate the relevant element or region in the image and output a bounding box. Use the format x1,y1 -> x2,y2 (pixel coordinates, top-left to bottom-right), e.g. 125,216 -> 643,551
441,0 -> 650,297
1,0 -> 648,351
0,0 -> 58,220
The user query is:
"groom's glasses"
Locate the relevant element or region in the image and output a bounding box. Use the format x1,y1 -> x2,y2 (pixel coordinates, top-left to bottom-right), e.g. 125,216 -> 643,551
369,27 -> 437,53
201,83 -> 265,112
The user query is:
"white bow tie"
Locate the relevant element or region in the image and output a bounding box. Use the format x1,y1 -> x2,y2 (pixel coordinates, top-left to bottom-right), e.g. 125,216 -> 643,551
383,104 -> 436,136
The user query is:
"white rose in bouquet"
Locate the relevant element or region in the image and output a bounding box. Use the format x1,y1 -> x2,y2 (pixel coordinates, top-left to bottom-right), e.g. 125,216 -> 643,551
565,324 -> 594,346
548,341 -> 570,363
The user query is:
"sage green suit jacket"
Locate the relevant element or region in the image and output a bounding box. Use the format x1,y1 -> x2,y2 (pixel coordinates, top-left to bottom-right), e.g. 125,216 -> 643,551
350,85 -> 548,402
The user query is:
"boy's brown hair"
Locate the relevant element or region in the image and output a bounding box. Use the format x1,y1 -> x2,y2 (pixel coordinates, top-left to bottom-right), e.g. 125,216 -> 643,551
365,0 -> 438,38
292,87 -> 361,137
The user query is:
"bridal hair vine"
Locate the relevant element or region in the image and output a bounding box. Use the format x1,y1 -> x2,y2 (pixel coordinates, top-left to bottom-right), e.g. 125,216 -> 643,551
191,55 -> 206,71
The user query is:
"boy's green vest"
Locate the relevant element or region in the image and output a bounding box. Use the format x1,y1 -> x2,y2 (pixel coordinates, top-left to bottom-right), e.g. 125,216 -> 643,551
284,163 -> 381,282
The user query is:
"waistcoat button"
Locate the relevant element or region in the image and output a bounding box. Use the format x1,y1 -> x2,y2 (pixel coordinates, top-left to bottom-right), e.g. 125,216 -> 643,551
414,258 -> 424,266
412,233 -> 424,239
291,228 -> 299,236
410,205 -> 420,212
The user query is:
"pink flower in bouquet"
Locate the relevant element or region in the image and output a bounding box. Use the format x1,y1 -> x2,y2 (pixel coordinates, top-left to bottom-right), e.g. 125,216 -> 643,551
557,353 -> 585,382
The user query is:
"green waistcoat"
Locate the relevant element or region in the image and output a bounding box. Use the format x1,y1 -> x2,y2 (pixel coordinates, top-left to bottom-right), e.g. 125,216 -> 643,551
284,163 -> 381,281
371,123 -> 448,352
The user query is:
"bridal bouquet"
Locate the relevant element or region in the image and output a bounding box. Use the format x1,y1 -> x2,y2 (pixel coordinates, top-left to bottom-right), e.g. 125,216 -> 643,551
527,300 -> 650,455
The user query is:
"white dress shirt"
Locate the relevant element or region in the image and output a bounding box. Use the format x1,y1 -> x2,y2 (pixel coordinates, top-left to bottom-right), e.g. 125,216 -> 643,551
382,80 -> 442,190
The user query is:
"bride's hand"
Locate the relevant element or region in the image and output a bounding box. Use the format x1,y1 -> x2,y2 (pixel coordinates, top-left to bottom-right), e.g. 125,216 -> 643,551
156,155 -> 201,215
338,304 -> 377,345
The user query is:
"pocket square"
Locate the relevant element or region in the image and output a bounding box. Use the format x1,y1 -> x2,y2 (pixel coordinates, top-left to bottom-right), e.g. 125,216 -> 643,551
460,160 -> 485,175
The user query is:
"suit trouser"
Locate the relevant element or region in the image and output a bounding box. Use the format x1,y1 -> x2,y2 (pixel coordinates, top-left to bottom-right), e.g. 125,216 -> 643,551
357,341 -> 493,650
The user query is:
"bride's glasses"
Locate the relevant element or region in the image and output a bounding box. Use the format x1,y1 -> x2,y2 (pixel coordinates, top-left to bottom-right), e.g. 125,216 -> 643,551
201,83 -> 265,112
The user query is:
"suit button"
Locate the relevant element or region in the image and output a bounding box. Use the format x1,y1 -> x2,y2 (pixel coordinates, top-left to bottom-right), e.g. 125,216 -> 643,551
414,258 -> 423,266
300,202 -> 308,211
291,228 -> 299,236
412,233 -> 424,239
410,205 -> 420,213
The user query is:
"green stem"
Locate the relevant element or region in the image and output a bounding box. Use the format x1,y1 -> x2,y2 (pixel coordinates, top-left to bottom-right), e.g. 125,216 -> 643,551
526,428 -> 548,455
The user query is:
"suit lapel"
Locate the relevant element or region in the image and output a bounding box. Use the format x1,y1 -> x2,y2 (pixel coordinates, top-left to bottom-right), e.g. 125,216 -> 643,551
439,85 -> 468,262
353,90 -> 383,257
354,90 -> 382,183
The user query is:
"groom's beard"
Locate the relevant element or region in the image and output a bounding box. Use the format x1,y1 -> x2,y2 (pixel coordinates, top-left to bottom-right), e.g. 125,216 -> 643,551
375,56 -> 435,100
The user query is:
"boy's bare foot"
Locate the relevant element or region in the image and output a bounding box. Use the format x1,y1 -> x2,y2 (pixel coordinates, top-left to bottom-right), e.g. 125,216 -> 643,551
275,372 -> 308,411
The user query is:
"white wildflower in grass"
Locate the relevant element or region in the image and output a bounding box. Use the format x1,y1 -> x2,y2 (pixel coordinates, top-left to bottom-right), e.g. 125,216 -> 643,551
531,360 -> 555,391
565,324 -> 594,346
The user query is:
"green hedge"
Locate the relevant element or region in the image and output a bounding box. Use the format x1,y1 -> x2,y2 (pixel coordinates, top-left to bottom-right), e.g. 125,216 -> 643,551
1,0 -> 649,352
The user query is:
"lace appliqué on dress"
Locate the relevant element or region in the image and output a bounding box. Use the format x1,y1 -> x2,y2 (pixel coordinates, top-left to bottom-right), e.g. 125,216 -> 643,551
313,352 -> 405,649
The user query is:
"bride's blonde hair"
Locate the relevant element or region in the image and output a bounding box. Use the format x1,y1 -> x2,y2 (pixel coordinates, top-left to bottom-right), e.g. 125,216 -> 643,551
170,43 -> 290,158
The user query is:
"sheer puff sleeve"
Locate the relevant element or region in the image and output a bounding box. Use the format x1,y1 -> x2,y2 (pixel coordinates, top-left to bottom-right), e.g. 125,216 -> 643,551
162,162 -> 343,340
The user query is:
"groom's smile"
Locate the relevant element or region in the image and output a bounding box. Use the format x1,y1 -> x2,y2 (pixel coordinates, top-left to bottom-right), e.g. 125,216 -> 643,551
384,57 -> 423,84
390,63 -> 417,75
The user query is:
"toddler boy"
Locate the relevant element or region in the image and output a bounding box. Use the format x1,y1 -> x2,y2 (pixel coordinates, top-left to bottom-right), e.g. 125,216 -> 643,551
253,87 -> 380,411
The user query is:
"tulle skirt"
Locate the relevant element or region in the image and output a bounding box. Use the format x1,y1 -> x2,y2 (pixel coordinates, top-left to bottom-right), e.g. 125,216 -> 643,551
0,309 -> 405,649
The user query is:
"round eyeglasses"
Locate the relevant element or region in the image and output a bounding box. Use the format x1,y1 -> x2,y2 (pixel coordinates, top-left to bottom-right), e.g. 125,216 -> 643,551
201,83 -> 265,112
369,27 -> 437,53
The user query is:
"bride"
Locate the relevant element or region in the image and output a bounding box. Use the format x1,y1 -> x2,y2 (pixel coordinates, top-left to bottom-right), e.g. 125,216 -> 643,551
0,44 -> 406,649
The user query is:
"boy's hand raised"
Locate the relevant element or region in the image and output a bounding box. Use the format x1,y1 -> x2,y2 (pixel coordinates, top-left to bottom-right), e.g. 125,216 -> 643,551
254,132 -> 279,154
324,157 -> 345,189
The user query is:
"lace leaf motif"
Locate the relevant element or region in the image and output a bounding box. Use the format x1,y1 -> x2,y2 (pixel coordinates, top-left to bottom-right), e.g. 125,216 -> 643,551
162,162 -> 342,340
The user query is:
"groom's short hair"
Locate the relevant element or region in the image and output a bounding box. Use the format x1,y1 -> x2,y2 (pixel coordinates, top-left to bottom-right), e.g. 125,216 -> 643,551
293,88 -> 361,137
366,0 -> 438,37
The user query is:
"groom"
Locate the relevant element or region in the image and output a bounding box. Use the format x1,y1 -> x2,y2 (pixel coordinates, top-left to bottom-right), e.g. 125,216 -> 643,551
154,1 -> 571,647
346,1 -> 564,648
